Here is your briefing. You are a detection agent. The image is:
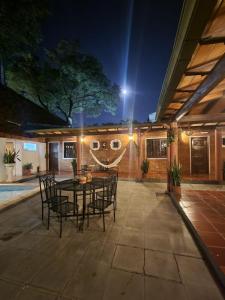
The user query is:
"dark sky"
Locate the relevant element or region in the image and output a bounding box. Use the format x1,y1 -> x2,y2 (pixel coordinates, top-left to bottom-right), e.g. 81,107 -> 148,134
43,0 -> 183,126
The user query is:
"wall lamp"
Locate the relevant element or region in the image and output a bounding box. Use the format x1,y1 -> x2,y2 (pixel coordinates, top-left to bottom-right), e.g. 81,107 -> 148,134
128,134 -> 134,141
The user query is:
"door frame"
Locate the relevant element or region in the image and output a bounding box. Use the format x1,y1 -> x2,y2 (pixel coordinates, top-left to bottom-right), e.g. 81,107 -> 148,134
48,141 -> 60,172
189,135 -> 210,175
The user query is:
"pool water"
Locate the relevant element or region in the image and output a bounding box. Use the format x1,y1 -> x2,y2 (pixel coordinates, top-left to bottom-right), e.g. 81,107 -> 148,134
0,185 -> 35,201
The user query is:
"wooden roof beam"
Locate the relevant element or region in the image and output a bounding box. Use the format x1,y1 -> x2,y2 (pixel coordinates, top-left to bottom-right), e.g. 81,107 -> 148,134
175,88 -> 196,93
200,36 -> 225,45
176,53 -> 225,121
179,113 -> 225,123
185,71 -> 210,76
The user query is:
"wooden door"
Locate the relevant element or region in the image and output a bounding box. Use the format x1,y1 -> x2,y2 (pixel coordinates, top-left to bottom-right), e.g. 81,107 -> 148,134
191,137 -> 209,174
49,143 -> 59,172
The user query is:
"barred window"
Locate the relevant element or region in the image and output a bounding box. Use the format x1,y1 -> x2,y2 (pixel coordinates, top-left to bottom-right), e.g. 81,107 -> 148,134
63,142 -> 77,159
146,139 -> 167,158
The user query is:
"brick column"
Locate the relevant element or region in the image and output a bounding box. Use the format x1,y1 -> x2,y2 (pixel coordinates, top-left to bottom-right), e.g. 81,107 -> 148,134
45,141 -> 49,172
167,122 -> 178,192
137,129 -> 143,181
215,128 -> 223,183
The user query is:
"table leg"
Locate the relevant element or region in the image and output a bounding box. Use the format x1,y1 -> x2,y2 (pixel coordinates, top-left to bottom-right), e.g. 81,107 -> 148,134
79,185 -> 86,231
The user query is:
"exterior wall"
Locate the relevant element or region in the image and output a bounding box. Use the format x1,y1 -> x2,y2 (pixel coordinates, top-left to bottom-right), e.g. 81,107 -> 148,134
0,136 -> 46,181
48,130 -> 168,180
80,133 -> 138,179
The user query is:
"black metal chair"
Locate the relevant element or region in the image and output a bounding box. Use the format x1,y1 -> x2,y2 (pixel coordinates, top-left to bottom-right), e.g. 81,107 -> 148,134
87,175 -> 118,231
41,175 -> 79,237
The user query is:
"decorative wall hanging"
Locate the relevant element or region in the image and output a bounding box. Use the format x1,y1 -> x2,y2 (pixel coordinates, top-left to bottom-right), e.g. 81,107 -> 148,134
90,148 -> 127,169
90,140 -> 100,151
110,139 -> 122,150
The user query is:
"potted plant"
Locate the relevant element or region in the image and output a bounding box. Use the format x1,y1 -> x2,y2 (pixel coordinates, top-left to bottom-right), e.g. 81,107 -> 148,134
71,159 -> 77,177
22,163 -> 33,176
141,159 -> 149,180
167,129 -> 175,145
3,149 -> 20,182
170,159 -> 182,199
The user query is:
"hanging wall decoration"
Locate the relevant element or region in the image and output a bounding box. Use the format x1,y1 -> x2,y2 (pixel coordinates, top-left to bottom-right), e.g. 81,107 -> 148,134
110,139 -> 122,150
90,140 -> 100,151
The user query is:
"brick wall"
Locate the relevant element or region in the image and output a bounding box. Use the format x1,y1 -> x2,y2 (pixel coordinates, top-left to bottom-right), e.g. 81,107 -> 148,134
47,130 -> 168,180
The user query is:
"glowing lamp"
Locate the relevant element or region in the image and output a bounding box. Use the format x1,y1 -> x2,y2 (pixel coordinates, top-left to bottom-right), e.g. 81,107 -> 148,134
80,136 -> 85,143
128,134 -> 134,141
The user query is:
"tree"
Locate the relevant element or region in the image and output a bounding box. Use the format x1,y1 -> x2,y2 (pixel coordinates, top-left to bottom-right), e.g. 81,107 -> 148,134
8,40 -> 120,125
0,0 -> 48,84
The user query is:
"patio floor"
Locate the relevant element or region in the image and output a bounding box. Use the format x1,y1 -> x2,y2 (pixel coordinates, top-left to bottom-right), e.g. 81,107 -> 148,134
180,189 -> 225,276
0,181 -> 223,299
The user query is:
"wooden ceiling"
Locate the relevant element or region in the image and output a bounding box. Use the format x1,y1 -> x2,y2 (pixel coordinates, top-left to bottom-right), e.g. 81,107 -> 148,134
157,0 -> 225,124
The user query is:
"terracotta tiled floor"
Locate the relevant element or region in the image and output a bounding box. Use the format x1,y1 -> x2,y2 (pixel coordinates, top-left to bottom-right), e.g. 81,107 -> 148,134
180,190 -> 225,274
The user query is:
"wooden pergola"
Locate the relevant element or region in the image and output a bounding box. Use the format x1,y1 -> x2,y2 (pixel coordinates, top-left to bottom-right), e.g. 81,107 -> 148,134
156,0 -> 225,185
157,0 -> 225,127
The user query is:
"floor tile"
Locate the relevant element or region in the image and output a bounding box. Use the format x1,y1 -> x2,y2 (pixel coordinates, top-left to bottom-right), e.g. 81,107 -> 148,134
145,250 -> 180,282
198,231 -> 225,247
0,279 -> 20,299
144,277 -> 187,300
175,255 -> 216,287
112,245 -> 144,274
184,283 -> 224,300
16,286 -> 57,300
103,269 -> 144,300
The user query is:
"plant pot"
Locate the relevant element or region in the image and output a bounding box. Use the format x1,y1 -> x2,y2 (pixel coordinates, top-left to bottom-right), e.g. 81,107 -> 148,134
23,169 -> 32,176
4,163 -> 15,182
173,185 -> 181,200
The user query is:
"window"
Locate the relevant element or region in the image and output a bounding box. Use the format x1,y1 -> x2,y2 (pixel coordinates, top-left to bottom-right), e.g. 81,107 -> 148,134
24,143 -> 37,151
222,137 -> 225,147
90,140 -> 100,151
110,139 -> 121,150
63,142 -> 77,159
146,138 -> 167,158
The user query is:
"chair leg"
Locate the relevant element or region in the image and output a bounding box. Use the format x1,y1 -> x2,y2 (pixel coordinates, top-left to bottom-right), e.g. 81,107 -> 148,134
102,210 -> 105,232
87,206 -> 89,227
42,203 -> 44,220
113,202 -> 116,222
47,208 -> 50,230
60,215 -> 62,238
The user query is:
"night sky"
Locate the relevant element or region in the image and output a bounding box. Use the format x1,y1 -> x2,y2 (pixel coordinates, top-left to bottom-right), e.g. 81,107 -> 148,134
43,0 -> 183,126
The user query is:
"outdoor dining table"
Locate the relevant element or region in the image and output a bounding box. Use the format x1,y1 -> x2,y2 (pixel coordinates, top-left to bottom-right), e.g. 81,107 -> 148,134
55,177 -> 107,230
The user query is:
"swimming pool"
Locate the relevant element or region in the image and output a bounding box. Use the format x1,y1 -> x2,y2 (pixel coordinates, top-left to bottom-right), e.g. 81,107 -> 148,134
0,184 -> 39,210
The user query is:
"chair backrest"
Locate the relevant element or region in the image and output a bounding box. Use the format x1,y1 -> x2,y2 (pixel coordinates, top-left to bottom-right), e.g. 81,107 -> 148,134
102,175 -> 117,201
39,174 -> 56,203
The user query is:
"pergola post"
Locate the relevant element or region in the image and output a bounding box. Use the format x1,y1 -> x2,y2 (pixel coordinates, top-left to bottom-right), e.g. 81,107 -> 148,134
167,122 -> 178,192
215,128 -> 223,183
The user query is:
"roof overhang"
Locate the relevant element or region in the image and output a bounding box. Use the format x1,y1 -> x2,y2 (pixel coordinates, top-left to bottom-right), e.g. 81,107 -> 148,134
26,123 -> 169,138
156,0 -> 225,123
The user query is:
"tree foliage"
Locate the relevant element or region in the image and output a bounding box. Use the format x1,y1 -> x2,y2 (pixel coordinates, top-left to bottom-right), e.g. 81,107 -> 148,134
8,40 -> 120,124
0,0 -> 48,83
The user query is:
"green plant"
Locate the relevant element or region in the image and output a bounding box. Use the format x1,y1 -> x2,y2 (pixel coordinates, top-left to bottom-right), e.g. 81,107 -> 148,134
170,159 -> 182,186
23,163 -> 33,170
71,159 -> 77,177
141,159 -> 149,176
167,129 -> 175,145
3,149 -> 20,164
